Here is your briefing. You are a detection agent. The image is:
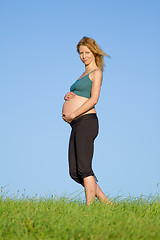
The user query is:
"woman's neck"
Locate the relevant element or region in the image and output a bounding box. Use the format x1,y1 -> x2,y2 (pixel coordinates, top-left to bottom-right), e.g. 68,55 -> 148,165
85,63 -> 98,72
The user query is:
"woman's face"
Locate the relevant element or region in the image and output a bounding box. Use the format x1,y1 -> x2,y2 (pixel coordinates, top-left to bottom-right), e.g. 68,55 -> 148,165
79,45 -> 95,66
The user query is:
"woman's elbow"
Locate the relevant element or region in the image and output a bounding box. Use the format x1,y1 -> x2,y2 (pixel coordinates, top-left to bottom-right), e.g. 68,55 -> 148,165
90,97 -> 98,106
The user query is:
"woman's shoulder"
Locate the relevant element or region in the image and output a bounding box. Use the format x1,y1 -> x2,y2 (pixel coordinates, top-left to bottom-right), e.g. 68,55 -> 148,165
89,68 -> 103,83
92,68 -> 103,78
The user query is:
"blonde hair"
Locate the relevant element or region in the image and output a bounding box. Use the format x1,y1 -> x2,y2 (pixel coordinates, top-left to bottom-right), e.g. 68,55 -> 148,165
77,36 -> 109,72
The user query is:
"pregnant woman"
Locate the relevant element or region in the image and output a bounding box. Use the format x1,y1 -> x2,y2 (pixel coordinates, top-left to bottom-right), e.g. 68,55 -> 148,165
62,36 -> 113,206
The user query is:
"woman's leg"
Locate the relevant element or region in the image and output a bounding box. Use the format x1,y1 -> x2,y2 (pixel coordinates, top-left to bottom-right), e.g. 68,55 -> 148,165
83,176 -> 96,205
72,114 -> 113,205
95,183 -> 114,205
82,179 -> 114,205
68,127 -> 84,185
75,115 -> 98,186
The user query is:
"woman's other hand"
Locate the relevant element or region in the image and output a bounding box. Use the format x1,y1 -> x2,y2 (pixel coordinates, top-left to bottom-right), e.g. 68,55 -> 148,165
64,92 -> 76,101
62,113 -> 75,123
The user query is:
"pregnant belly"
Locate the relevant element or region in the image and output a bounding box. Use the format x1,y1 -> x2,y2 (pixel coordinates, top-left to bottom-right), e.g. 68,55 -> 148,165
62,95 -> 96,115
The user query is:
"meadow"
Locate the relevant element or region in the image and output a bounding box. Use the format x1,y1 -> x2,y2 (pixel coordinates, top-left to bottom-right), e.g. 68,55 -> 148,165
0,190 -> 160,240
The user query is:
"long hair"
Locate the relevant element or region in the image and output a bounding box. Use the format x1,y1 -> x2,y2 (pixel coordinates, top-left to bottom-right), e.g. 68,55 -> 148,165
77,36 -> 109,72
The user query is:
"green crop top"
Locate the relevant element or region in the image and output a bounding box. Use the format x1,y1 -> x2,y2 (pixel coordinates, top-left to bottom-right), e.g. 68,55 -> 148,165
70,69 -> 100,99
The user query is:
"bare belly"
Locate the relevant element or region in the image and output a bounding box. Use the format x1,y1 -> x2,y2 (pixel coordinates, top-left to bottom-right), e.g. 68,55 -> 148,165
62,94 -> 96,117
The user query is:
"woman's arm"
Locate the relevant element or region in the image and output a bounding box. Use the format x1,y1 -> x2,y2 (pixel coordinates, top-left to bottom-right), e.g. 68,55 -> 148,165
71,70 -> 102,118
62,70 -> 102,123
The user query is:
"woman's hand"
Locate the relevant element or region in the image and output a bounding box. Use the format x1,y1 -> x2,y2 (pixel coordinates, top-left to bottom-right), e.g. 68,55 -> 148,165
64,92 -> 76,101
62,113 -> 75,123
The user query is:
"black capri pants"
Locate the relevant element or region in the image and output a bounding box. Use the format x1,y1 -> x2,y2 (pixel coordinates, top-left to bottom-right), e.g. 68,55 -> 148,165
68,113 -> 99,184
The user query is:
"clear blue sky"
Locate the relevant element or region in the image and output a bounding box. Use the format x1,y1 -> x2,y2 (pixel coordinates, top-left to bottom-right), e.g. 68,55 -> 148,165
1,0 -> 160,199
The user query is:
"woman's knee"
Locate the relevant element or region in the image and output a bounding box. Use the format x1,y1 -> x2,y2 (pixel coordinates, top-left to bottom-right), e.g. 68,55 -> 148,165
69,170 -> 83,184
78,169 -> 94,180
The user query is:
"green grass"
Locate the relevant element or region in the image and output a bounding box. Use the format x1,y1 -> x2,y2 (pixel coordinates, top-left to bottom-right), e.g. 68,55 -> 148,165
0,192 -> 160,240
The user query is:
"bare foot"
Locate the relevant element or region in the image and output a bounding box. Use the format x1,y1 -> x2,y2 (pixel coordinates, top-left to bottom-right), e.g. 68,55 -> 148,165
105,200 -> 115,206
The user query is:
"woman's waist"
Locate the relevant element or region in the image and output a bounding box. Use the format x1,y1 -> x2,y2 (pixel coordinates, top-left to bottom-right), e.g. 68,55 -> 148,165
70,113 -> 98,128
80,108 -> 96,117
